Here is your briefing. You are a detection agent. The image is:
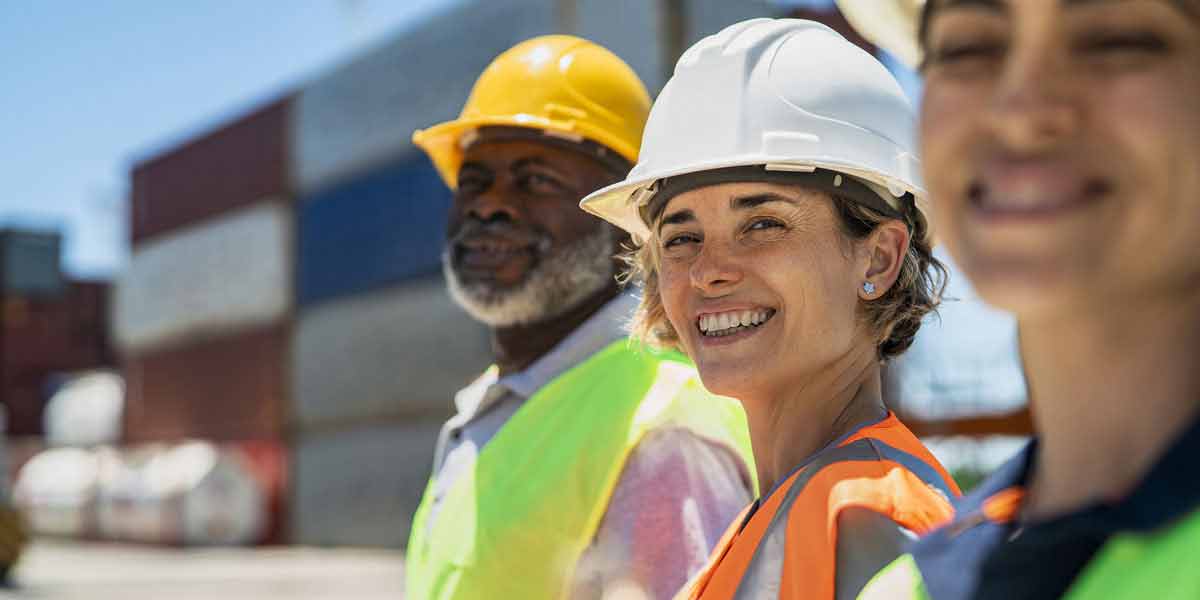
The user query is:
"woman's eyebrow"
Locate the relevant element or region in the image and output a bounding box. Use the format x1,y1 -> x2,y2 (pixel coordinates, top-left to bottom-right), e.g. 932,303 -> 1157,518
730,193 -> 796,211
657,209 -> 695,235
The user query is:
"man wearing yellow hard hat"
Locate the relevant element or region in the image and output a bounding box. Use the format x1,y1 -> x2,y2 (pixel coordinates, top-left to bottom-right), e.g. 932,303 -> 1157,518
405,35 -> 756,600
838,1 -> 1200,599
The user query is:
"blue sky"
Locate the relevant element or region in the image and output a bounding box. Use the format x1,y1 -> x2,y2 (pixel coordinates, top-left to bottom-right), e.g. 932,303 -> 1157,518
0,0 -> 912,280
0,0 -> 458,278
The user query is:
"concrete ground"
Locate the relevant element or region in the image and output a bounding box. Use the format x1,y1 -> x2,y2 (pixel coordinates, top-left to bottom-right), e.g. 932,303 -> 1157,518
0,539 -> 405,600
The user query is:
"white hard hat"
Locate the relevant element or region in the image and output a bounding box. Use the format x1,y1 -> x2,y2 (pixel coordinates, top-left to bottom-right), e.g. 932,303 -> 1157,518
835,0 -> 926,68
580,18 -> 925,243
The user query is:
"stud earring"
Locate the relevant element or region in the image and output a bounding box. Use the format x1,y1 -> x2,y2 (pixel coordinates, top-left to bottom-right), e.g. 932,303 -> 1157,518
863,281 -> 876,295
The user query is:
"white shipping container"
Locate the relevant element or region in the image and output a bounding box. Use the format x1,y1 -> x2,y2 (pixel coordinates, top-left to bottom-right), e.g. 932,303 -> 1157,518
290,0 -> 557,193
289,420 -> 442,548
112,202 -> 292,353
292,277 -> 491,429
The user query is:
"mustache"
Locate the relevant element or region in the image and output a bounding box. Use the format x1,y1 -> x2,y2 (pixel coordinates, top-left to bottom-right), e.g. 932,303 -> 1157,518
448,219 -> 553,253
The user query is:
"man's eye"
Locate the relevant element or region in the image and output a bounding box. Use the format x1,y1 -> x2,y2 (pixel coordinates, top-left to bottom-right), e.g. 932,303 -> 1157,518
520,173 -> 562,193
458,176 -> 489,193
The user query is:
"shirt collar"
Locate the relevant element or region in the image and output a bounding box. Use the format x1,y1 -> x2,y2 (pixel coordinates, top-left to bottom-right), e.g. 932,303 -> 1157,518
498,291 -> 637,399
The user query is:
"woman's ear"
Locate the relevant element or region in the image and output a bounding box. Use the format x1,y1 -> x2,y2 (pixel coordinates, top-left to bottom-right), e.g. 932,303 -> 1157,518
859,219 -> 910,300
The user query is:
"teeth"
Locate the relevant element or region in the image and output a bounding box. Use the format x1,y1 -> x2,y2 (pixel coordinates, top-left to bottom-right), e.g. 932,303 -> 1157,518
697,309 -> 774,336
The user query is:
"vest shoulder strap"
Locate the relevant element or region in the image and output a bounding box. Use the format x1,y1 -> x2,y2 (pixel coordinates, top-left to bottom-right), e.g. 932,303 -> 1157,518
732,437 -> 956,600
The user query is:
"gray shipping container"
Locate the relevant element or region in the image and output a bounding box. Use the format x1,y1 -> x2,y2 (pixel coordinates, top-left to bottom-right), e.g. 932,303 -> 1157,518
0,230 -> 64,298
289,420 -> 442,547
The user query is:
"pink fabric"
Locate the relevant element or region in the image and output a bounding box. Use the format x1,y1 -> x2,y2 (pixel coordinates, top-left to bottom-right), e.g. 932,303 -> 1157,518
570,427 -> 754,600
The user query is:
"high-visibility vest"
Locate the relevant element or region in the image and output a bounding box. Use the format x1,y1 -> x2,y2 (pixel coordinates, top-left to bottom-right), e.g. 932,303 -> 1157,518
858,498 -> 1200,600
683,414 -> 959,600
405,339 -> 755,600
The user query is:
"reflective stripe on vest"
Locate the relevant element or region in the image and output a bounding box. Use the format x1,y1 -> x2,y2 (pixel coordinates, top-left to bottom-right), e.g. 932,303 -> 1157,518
690,415 -> 958,600
406,339 -> 755,600
734,439 -> 956,599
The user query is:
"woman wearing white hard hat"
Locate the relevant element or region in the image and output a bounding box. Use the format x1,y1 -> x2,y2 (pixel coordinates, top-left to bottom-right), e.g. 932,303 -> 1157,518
838,0 -> 1200,599
581,19 -> 960,600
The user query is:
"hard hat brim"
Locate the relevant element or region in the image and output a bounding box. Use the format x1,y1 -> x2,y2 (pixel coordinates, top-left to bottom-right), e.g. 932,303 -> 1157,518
581,157 -> 929,244
414,116 -> 641,190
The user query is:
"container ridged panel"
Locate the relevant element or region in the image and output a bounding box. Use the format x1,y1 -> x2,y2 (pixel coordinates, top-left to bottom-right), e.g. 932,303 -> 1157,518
292,276 -> 490,429
296,155 -> 449,307
131,97 -> 291,245
122,325 -> 288,443
289,420 -> 442,547
113,202 -> 292,354
290,0 -> 557,194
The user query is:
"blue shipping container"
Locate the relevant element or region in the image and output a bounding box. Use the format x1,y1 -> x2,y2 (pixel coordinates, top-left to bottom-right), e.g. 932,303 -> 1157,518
298,154 -> 451,307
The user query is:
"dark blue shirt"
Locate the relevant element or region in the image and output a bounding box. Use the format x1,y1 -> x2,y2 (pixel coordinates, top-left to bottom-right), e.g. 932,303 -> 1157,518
909,413 -> 1200,600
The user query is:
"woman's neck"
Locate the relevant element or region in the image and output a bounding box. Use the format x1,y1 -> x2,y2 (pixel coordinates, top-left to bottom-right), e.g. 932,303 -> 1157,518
745,343 -> 887,496
1021,292 -> 1200,521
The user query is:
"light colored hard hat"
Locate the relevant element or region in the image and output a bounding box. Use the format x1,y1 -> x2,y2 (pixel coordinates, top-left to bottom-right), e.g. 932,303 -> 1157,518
580,18 -> 925,242
836,0 -> 926,68
413,35 -> 651,189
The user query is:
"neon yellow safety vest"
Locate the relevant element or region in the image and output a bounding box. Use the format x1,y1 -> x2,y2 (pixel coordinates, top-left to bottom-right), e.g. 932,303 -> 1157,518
856,508 -> 1200,600
405,339 -> 755,600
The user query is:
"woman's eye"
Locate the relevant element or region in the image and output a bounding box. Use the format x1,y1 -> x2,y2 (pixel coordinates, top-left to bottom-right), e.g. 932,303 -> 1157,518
663,234 -> 699,249
1076,32 -> 1167,56
746,218 -> 784,232
926,40 -> 1007,67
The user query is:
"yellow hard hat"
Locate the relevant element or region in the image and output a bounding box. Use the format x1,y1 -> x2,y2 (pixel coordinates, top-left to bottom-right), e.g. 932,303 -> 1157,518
413,35 -> 652,189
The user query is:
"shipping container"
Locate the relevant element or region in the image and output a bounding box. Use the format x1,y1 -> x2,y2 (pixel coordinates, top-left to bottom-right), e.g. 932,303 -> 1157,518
288,420 -> 441,548
0,230 -> 64,298
122,325 -> 288,443
296,155 -> 449,307
1,281 -> 110,374
292,276 -> 489,429
290,0 -> 557,194
131,97 -> 291,245
2,380 -> 47,437
113,202 -> 292,354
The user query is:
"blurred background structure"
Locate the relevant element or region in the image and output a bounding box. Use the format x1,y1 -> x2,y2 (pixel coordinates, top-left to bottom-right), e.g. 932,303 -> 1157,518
0,0 -> 1030,595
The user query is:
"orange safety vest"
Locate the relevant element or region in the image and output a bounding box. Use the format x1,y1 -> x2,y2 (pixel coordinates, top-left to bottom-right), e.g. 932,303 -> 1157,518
684,413 -> 961,600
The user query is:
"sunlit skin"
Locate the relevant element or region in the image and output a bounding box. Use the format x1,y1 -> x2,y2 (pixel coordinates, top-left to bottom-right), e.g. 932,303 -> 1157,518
653,181 -> 909,492
448,137 -> 623,375
921,0 -> 1200,518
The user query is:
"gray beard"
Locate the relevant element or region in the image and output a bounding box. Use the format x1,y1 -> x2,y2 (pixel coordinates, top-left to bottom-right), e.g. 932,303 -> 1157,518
442,226 -> 616,327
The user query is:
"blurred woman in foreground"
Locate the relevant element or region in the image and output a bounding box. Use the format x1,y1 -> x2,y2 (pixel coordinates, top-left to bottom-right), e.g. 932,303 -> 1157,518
839,0 -> 1200,598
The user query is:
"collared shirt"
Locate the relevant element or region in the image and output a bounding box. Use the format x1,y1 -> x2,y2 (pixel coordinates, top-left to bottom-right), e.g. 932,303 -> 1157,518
423,293 -> 754,600
910,413 -> 1200,600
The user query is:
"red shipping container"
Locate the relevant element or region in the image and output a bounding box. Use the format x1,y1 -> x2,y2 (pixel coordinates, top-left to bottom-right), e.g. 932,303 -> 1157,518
1,381 -> 46,437
130,97 -> 292,245
122,325 -> 288,443
1,281 -> 111,374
